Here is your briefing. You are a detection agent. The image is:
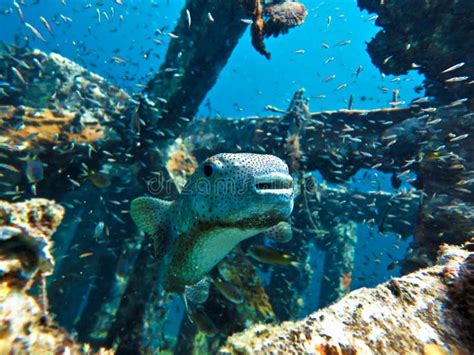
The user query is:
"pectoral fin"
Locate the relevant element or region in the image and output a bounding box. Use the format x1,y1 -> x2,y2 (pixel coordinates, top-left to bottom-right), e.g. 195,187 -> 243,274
130,196 -> 172,235
262,221 -> 293,243
183,278 -> 216,334
184,277 -> 210,305
131,196 -> 174,258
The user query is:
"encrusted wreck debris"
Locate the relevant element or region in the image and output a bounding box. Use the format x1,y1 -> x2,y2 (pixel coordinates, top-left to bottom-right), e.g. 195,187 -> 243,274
357,0 -> 473,275
221,240 -> 474,354
0,198 -> 79,353
0,45 -> 132,123
248,0 -> 307,59
0,44 -> 134,202
263,1 -> 308,38
358,0 -> 473,107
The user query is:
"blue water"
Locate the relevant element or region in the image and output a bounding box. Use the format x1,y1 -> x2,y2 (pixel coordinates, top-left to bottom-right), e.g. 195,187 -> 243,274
1,0 -> 424,117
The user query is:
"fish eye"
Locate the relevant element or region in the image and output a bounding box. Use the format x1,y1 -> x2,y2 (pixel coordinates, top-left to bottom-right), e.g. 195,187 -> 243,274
203,163 -> 213,177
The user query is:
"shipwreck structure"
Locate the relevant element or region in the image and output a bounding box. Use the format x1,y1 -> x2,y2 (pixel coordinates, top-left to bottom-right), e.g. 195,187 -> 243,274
222,239 -> 474,353
0,0 -> 472,353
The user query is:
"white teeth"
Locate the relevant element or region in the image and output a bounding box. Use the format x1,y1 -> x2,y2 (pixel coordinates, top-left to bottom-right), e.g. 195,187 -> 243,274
254,172 -> 293,193
255,172 -> 292,183
255,188 -> 293,195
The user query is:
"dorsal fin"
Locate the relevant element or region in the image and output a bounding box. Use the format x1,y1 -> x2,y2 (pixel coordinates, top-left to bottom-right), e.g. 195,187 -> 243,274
130,196 -> 172,235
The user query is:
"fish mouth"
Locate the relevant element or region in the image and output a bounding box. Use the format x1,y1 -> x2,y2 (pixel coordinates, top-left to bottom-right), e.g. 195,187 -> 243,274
254,172 -> 293,195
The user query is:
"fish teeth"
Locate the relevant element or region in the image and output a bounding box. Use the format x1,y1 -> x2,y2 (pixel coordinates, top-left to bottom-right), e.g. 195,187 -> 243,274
254,172 -> 293,192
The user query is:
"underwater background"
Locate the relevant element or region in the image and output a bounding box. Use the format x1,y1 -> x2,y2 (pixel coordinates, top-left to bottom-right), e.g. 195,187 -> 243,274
2,0 -> 424,114
0,0 -> 472,354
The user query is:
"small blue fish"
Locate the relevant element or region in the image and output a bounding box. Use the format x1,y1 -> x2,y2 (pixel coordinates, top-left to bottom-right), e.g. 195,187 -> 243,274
211,275 -> 243,304
93,221 -> 105,240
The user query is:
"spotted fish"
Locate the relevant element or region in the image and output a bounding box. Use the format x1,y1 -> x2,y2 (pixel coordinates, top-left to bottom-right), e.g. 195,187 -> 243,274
131,153 -> 294,313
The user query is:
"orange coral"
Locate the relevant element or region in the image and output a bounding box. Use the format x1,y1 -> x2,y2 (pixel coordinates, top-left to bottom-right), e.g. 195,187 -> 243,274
0,105 -> 104,151
285,133 -> 302,172
166,151 -> 197,178
341,272 -> 352,292
250,0 -> 270,59
165,139 -> 198,191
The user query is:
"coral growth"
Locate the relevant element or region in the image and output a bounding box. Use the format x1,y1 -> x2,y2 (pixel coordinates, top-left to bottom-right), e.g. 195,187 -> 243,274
462,253 -> 474,320
285,133 -> 302,172
247,1 -> 308,59
0,199 -> 63,287
165,138 -> 198,192
263,1 -> 308,38
0,289 -> 78,353
0,105 -> 104,152
250,0 -> 270,59
441,239 -> 474,321
218,248 -> 275,324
